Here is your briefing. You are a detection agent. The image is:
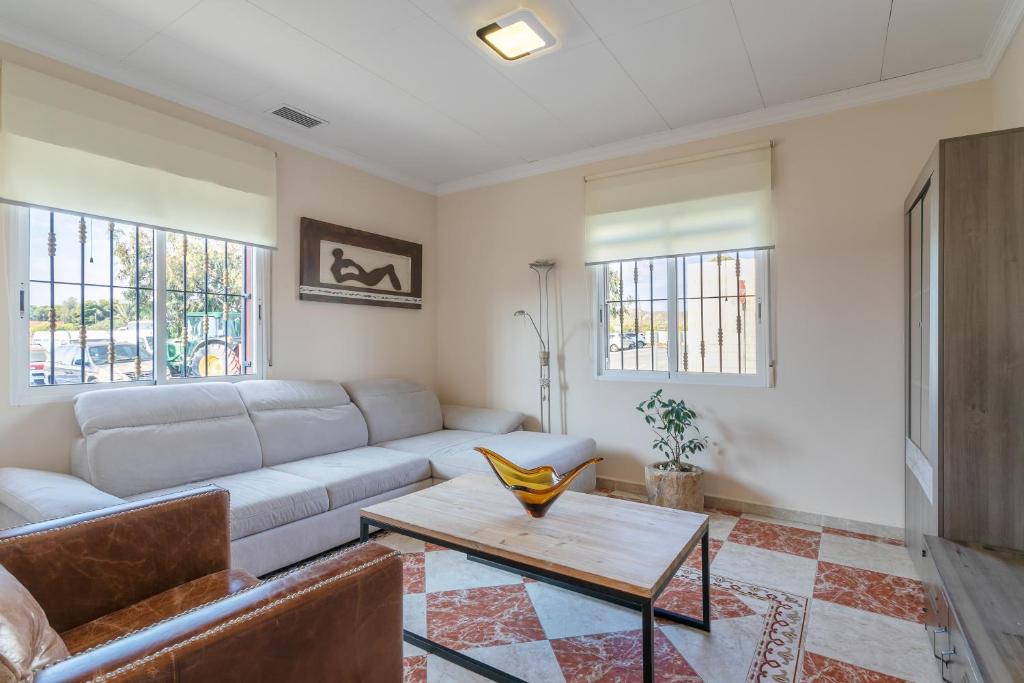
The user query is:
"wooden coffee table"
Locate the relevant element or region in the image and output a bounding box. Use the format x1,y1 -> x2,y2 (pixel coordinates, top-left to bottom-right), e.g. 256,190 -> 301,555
360,474 -> 710,683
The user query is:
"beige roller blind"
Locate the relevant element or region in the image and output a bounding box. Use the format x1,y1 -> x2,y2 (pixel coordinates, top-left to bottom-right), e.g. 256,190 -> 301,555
584,143 -> 773,264
0,62 -> 277,248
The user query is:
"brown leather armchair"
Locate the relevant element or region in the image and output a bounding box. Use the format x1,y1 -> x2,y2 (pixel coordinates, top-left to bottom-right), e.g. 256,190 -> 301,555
0,486 -> 404,682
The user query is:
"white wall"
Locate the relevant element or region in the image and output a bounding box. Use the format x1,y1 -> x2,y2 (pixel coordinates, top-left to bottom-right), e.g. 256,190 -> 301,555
435,81 -> 993,528
0,43 -> 437,474
993,16 -> 1024,129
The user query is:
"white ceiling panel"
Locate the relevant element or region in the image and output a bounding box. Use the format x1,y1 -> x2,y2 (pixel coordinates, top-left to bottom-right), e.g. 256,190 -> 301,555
91,0 -> 202,31
340,14 -> 587,162
603,0 -> 763,128
163,0 -> 511,179
568,0 -> 707,38
246,0 -> 423,57
733,0 -> 892,105
504,41 -> 667,146
882,0 -> 1007,78
124,34 -> 271,106
162,0 -> 441,140
242,83 -> 520,184
0,0 -> 155,60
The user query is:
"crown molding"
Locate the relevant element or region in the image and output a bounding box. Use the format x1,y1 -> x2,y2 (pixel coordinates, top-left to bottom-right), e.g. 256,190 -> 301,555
0,24 -> 439,195
983,0 -> 1024,74
436,59 -> 990,195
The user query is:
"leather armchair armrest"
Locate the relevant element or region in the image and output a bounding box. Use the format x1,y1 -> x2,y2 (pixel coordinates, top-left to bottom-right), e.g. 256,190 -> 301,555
442,404 -> 525,434
0,486 -> 230,633
36,542 -> 403,683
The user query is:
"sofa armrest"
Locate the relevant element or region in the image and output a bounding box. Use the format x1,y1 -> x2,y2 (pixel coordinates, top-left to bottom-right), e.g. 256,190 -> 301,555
36,542 -> 403,683
442,404 -> 525,434
0,467 -> 124,523
0,486 -> 230,633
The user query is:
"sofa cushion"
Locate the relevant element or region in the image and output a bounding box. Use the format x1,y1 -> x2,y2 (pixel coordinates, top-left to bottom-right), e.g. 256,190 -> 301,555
271,447 -> 431,509
73,383 -> 262,498
441,405 -> 525,434
384,430 -> 597,482
128,470 -> 329,540
377,429 -> 486,458
237,380 -> 369,466
0,564 -> 69,681
343,378 -> 442,444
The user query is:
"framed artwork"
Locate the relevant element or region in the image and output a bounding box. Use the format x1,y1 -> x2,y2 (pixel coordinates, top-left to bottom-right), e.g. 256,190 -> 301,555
298,217 -> 422,309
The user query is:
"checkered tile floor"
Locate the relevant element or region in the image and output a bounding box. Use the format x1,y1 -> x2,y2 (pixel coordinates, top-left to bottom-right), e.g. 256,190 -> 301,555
377,491 -> 939,683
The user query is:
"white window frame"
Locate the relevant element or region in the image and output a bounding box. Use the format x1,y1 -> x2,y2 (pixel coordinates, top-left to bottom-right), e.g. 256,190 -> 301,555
7,204 -> 270,406
592,251 -> 775,388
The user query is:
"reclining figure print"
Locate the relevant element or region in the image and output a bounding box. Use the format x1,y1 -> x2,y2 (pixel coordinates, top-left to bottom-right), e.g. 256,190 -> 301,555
330,247 -> 402,290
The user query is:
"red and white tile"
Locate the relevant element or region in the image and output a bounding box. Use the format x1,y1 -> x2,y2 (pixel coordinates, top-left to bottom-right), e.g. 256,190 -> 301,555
813,561 -> 928,623
800,651 -> 909,682
384,498 -> 937,682
427,584 -> 547,649
551,629 -> 701,683
727,517 -> 821,559
817,533 -> 918,580
803,600 -> 942,682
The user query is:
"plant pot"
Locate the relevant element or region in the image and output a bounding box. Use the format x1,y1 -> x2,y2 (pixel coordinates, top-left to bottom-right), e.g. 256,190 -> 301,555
644,463 -> 704,513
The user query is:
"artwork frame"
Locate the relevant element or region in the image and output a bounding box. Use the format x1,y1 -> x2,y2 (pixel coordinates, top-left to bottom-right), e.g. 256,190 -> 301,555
298,217 -> 423,309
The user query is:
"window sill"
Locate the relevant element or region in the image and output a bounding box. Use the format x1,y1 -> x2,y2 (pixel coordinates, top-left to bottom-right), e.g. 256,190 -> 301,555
12,374 -> 259,406
595,370 -> 773,388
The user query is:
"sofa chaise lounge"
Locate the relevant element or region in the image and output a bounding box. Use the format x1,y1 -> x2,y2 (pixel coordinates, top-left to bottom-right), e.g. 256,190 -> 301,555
0,378 -> 597,576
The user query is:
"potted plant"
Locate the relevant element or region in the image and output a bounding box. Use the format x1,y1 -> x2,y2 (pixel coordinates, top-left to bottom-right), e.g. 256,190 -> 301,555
636,389 -> 709,512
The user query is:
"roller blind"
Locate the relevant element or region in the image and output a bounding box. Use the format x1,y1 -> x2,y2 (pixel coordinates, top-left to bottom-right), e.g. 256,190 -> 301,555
0,62 -> 277,248
584,143 -> 773,264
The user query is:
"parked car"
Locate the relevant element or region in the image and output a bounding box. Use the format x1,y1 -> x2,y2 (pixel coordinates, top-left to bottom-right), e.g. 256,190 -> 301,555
31,330 -> 73,348
608,332 -> 648,352
52,341 -> 153,384
29,344 -> 47,386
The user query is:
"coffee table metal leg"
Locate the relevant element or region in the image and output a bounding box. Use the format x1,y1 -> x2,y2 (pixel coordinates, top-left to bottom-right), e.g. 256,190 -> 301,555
700,527 -> 710,626
642,600 -> 655,683
359,519 -> 369,543
652,529 -> 712,632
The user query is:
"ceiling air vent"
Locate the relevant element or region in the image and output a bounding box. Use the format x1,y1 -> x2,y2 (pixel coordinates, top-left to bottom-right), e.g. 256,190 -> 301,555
269,105 -> 325,129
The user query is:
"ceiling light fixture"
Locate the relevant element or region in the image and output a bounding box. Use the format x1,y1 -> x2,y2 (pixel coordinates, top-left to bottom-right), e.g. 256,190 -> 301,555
477,9 -> 557,61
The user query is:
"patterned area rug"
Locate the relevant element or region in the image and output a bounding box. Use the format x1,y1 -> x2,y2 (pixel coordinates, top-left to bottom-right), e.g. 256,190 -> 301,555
380,530 -> 808,683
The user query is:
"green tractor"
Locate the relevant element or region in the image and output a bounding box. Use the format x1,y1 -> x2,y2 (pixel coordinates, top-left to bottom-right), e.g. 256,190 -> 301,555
166,311 -> 244,377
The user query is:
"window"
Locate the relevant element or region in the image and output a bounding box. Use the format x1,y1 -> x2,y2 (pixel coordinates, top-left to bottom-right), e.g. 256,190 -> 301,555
585,143 -> 775,386
11,204 -> 268,403
594,250 -> 772,386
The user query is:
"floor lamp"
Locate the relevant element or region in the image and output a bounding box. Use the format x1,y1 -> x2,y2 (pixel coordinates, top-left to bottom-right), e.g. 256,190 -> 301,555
513,259 -> 554,433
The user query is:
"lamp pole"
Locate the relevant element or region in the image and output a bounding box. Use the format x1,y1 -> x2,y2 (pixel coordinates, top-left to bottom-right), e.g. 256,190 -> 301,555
514,259 -> 555,433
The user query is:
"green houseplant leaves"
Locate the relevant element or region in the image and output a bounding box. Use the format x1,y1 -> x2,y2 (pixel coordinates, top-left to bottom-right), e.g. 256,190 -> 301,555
635,389 -> 708,472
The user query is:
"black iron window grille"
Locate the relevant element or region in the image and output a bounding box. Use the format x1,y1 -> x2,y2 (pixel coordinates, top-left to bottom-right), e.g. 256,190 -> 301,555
165,233 -> 255,379
24,206 -> 259,389
599,249 -> 769,383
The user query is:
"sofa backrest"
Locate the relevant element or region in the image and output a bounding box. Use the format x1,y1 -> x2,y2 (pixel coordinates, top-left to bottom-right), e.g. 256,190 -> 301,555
236,380 -> 368,466
72,383 -> 262,498
343,378 -> 442,444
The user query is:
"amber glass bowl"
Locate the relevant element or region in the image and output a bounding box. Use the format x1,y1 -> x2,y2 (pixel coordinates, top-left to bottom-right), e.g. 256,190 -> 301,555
476,447 -> 602,518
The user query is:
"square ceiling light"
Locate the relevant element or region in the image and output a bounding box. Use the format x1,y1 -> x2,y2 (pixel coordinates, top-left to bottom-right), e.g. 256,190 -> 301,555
476,9 -> 557,61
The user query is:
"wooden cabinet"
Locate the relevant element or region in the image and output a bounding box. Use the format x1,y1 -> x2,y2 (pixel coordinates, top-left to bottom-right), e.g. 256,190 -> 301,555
904,127 -> 1024,562
905,128 -> 1024,682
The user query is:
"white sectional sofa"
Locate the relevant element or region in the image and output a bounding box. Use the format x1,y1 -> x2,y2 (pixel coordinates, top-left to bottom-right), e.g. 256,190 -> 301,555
0,378 -> 597,576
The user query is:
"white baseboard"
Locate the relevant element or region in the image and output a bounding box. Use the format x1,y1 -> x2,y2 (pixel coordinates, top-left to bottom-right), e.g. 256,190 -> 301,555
596,476 -> 904,541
